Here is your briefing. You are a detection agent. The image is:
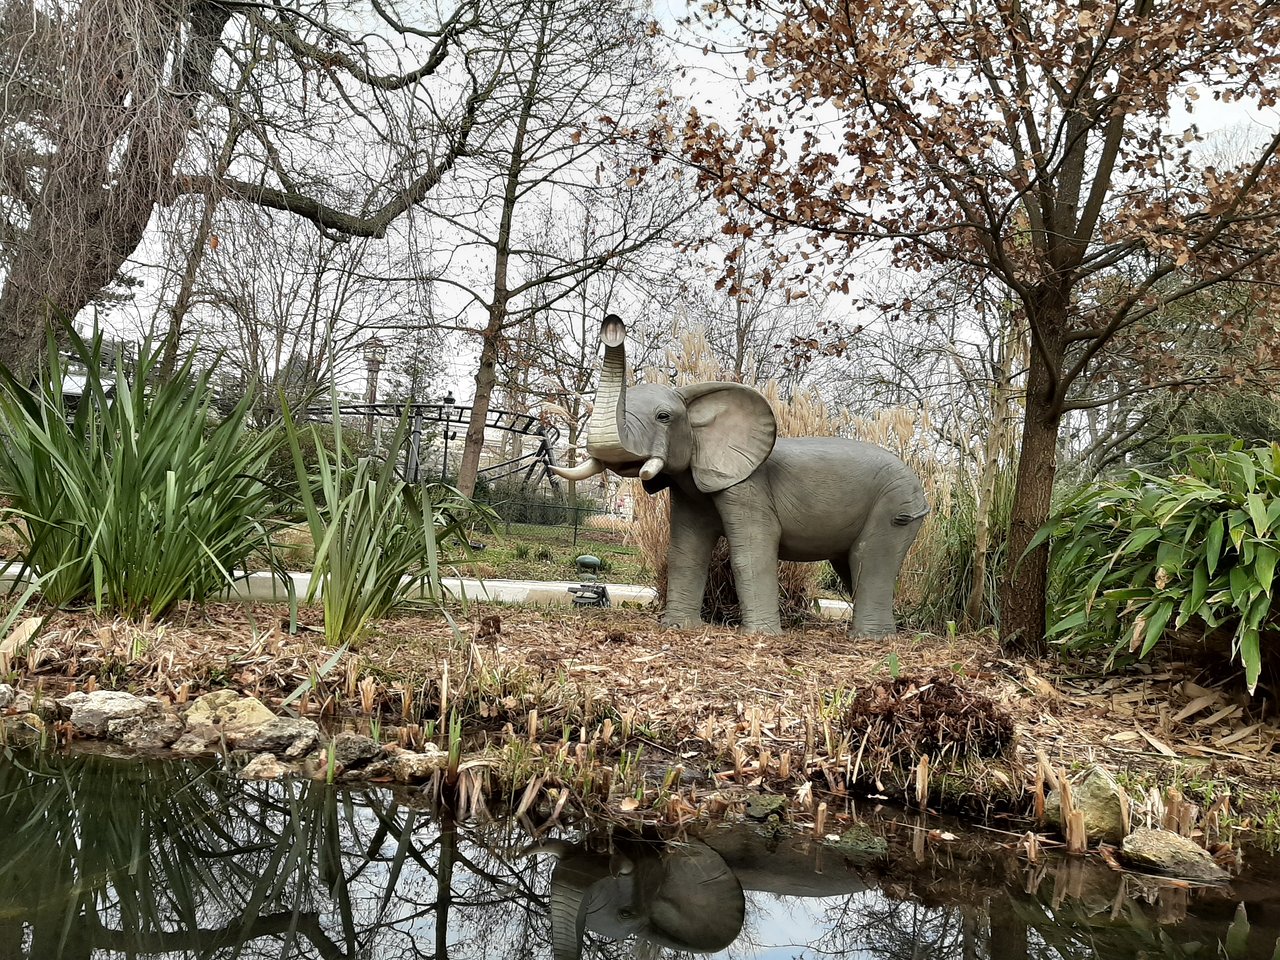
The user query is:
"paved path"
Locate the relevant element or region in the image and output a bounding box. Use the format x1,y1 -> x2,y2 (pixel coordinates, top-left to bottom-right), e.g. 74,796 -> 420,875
0,567 -> 854,621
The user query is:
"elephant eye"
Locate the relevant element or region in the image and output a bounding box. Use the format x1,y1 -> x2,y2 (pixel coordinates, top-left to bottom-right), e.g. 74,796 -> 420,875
656,411 -> 672,423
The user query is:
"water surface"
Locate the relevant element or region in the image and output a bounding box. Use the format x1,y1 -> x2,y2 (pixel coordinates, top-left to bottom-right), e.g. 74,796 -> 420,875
1,748 -> 1277,959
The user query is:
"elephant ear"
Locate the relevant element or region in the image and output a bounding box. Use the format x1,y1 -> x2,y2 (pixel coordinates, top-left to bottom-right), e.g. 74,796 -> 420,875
677,382 -> 777,493
644,842 -> 745,952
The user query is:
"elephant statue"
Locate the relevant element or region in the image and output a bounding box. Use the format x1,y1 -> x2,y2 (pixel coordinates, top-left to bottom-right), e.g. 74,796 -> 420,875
551,315 -> 928,636
528,835 -> 746,960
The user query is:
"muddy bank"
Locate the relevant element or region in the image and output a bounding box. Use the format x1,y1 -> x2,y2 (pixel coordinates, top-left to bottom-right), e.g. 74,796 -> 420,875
2,601 -> 1279,854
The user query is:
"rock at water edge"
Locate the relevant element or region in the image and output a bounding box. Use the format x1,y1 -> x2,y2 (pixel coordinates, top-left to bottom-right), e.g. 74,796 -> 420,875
332,732 -> 381,767
389,745 -> 448,783
240,753 -> 294,780
1120,828 -> 1229,882
58,691 -> 150,737
1045,766 -> 1128,845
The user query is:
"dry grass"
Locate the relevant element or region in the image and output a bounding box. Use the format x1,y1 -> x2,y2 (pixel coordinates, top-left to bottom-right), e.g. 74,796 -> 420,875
843,406 -> 957,613
5,602 -> 1280,837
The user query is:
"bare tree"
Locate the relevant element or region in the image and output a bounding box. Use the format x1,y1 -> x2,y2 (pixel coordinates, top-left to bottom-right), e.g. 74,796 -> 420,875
425,0 -> 695,496
0,0 -> 500,383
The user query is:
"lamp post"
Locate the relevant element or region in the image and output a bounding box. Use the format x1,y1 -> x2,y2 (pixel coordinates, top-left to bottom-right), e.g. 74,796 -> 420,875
441,390 -> 456,482
363,337 -> 387,440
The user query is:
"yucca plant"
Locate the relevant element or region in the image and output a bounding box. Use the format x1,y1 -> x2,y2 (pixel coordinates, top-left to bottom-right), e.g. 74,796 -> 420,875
1039,438 -> 1280,692
283,399 -> 486,646
0,331 -> 285,617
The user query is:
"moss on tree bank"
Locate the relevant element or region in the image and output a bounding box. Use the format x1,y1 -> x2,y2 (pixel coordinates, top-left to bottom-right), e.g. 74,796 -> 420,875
2,601 -> 1279,850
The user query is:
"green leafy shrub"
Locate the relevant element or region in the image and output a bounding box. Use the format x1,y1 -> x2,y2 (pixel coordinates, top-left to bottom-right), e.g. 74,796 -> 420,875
283,402 -> 491,646
0,332 -> 285,618
1041,439 -> 1280,692
256,423 -> 371,510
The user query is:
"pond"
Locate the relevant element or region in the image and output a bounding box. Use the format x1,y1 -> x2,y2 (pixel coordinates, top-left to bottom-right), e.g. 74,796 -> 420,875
1,749 -> 1277,960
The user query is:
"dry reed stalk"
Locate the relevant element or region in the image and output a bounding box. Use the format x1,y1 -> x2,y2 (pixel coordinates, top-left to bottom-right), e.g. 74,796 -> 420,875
915,754 -> 930,809
439,660 -> 449,719
359,676 -> 377,715
813,801 -> 828,838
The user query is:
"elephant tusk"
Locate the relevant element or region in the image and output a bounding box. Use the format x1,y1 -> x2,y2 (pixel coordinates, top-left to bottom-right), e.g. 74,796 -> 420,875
638,456 -> 665,481
550,457 -> 607,482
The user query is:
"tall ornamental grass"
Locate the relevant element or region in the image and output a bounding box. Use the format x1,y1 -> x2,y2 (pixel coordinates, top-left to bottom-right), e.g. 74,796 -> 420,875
1040,440 -> 1280,692
0,333 -> 285,618
283,401 -> 487,646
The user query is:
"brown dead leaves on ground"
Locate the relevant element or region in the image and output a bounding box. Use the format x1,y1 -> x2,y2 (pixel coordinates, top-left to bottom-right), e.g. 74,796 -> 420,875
4,602 -> 1280,814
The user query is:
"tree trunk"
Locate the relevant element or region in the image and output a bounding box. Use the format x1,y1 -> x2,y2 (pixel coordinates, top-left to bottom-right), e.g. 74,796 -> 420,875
456,319 -> 503,497
453,2 -> 548,497
987,896 -> 1028,960
0,0 -> 231,385
999,298 -> 1065,655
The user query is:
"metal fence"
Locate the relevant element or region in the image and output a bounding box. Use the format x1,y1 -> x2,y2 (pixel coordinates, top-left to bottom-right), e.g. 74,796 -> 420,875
479,497 -> 632,545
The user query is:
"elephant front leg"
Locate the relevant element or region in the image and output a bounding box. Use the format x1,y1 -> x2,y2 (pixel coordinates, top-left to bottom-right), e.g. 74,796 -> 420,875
716,483 -> 783,634
663,491 -> 720,628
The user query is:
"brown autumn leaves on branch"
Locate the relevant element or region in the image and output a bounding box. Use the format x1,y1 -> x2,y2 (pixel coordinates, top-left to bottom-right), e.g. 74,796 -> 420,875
669,0 -> 1280,650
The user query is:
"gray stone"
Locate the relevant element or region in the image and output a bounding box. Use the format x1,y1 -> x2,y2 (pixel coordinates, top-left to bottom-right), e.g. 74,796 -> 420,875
184,692 -> 273,730
332,732 -> 380,767
1120,828 -> 1229,882
108,713 -> 185,749
389,745 -> 448,783
830,825 -> 889,860
0,684 -> 14,710
348,759 -> 393,781
58,690 -> 149,737
180,692 -> 317,758
239,753 -> 293,781
0,712 -> 44,747
171,729 -> 220,756
12,691 -> 31,714
1045,766 -> 1128,845
232,717 -> 319,758
745,794 -> 788,821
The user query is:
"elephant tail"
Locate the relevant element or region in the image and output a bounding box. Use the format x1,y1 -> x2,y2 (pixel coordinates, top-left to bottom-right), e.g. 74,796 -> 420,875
892,505 -> 930,527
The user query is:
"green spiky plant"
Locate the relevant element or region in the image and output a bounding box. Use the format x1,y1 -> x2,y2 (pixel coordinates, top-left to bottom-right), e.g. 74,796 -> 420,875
282,397 -> 489,646
0,330 -> 286,617
1039,438 -> 1280,692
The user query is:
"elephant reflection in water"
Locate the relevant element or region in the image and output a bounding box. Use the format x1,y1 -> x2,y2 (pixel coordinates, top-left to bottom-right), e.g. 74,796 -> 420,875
528,835 -> 746,960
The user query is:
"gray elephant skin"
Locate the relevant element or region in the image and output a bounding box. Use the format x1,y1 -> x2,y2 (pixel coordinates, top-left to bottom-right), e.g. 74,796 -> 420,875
552,315 -> 928,636
531,836 -> 746,960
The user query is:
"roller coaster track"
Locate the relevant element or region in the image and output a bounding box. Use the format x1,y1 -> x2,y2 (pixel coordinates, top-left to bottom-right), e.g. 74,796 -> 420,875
305,401 -> 566,487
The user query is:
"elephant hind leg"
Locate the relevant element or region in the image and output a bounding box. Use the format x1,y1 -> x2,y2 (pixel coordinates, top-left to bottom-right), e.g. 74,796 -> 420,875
848,502 -> 924,638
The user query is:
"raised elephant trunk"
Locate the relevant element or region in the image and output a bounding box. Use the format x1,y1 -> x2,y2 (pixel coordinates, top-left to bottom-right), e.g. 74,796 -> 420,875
584,314 -> 634,462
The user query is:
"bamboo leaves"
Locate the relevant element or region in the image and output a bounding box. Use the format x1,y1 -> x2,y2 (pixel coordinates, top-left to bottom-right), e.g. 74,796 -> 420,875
1046,440 -> 1280,693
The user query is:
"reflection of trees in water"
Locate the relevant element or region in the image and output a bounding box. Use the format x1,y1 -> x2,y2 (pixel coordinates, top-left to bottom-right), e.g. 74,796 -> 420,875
0,751 -> 553,959
807,894 -> 975,960
1,752 -> 1274,960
